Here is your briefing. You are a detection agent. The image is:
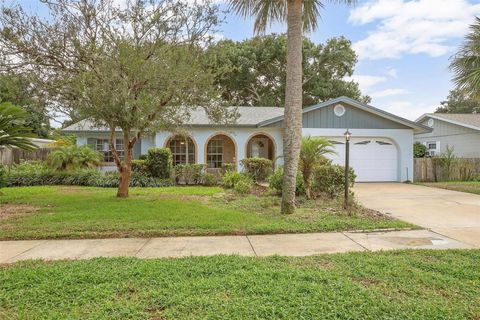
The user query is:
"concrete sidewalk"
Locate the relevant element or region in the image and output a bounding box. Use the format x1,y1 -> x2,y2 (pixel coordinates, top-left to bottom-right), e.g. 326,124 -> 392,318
0,229 -> 473,263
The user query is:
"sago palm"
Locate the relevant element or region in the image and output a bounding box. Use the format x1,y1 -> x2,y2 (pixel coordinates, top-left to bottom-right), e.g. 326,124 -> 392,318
229,0 -> 356,214
451,17 -> 480,100
0,102 -> 37,151
299,136 -> 334,199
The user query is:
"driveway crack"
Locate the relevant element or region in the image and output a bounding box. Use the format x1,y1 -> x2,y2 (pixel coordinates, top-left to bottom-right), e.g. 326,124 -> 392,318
245,235 -> 258,257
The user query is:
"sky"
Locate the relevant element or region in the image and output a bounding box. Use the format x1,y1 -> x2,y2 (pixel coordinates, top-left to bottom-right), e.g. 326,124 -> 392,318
11,0 -> 480,121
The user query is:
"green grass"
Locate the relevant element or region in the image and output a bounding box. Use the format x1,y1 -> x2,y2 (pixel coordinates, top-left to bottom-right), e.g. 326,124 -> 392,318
420,181 -> 480,195
1,250 -> 479,319
0,186 -> 414,240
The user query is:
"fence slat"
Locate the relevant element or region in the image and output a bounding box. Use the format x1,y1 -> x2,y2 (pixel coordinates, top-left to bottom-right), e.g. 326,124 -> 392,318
414,158 -> 480,182
0,148 -> 53,166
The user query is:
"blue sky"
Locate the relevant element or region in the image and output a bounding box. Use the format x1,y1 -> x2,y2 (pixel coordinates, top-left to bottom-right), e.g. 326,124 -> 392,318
12,0 -> 480,121
220,0 -> 480,120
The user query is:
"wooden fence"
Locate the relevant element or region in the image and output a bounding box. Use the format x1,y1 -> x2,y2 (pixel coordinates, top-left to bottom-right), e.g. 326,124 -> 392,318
0,147 -> 53,166
414,158 -> 480,182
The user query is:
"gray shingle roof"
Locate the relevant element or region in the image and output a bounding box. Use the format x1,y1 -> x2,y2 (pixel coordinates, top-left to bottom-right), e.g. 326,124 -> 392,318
426,113 -> 480,130
62,106 -> 285,131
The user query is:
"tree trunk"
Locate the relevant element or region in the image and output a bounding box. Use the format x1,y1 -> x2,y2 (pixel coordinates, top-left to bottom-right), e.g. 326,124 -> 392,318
281,0 -> 303,214
111,130 -> 135,198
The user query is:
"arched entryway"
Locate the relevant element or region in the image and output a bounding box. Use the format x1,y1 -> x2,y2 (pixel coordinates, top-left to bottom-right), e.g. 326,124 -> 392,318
205,133 -> 237,170
245,133 -> 276,162
165,135 -> 197,166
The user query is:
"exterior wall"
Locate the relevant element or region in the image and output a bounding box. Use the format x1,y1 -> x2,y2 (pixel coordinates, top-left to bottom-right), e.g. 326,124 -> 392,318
302,128 -> 414,182
415,117 -> 480,157
156,127 -> 283,171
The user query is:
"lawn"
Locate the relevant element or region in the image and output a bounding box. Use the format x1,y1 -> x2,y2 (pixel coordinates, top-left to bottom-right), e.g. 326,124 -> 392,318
0,186 -> 414,240
1,250 -> 478,319
420,181 -> 480,195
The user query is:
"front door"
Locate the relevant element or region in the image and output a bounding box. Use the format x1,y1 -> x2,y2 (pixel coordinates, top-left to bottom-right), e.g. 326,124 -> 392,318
250,138 -> 269,158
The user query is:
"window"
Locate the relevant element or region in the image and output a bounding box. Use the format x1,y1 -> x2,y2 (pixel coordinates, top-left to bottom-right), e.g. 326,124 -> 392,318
96,138 -> 124,163
168,136 -> 195,166
376,141 -> 392,146
426,141 -> 439,156
354,140 -> 371,145
207,139 -> 223,168
329,140 -> 345,145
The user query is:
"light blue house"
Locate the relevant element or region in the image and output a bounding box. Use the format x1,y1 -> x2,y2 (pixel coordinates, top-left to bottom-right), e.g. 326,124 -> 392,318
63,97 -> 431,182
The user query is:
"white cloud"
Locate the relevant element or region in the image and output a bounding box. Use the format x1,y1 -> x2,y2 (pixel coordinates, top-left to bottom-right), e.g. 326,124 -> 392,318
349,0 -> 480,60
381,101 -> 436,120
370,88 -> 410,98
386,67 -> 398,78
345,74 -> 387,92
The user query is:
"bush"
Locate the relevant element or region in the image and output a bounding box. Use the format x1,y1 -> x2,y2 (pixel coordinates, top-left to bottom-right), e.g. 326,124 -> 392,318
48,145 -> 103,171
240,157 -> 273,182
268,167 -> 305,196
131,160 -> 147,174
222,171 -> 243,188
312,164 -> 356,198
202,172 -> 218,186
234,179 -> 253,194
414,142 -> 427,158
174,164 -> 205,185
145,148 -> 172,179
222,163 -> 237,173
0,165 -> 7,189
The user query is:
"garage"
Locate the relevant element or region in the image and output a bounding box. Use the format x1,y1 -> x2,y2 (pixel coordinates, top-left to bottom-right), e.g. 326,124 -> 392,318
326,137 -> 398,182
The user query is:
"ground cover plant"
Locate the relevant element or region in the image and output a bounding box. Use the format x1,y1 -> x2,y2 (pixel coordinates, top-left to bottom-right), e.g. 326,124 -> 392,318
0,186 -> 414,240
0,250 -> 478,319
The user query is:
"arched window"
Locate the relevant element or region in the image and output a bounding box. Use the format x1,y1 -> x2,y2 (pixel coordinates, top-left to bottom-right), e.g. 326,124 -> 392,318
167,136 -> 195,166
206,134 -> 236,169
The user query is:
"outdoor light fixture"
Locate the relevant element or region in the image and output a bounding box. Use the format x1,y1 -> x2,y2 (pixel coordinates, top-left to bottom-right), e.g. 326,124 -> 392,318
344,130 -> 351,210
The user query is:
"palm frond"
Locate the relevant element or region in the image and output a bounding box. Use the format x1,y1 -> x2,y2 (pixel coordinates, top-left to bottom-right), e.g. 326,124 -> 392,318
0,102 -> 38,152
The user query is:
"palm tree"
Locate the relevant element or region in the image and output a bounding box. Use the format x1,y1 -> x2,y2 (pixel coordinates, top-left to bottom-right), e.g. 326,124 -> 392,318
299,136 -> 334,199
451,17 -> 480,100
229,0 -> 356,214
0,102 -> 37,151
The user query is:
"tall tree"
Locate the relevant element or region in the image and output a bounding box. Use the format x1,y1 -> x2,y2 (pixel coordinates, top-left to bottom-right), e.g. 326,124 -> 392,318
0,74 -> 51,138
0,0 -> 235,198
207,34 -> 368,107
451,17 -> 480,101
436,89 -> 480,114
229,0 -> 356,214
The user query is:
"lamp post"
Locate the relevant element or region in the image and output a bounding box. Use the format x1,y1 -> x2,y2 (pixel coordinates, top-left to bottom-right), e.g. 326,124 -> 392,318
344,130 -> 351,209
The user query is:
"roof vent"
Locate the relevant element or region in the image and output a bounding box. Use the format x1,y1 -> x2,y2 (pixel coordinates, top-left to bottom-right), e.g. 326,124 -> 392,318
334,104 -> 346,117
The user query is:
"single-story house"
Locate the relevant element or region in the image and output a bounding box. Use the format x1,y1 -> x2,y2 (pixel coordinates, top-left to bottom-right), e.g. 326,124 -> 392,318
415,113 -> 480,157
62,96 -> 431,182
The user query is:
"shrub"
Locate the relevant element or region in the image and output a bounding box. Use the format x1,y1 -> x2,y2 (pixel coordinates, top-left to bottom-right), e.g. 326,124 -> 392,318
240,157 -> 273,182
413,142 -> 427,158
131,160 -> 147,174
145,148 -> 172,179
0,165 -> 7,189
48,145 -> 103,171
222,171 -> 243,188
138,154 -> 147,160
202,172 -> 218,186
312,164 -> 356,198
234,179 -> 253,194
268,167 -> 305,196
222,163 -> 237,173
173,164 -> 205,185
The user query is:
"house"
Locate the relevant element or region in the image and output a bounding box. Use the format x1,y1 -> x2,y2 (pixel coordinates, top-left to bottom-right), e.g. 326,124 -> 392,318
415,113 -> 480,157
62,97 -> 431,182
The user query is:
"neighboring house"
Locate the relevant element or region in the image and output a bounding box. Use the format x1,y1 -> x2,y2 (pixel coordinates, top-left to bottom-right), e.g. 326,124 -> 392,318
415,113 -> 480,158
62,97 -> 430,182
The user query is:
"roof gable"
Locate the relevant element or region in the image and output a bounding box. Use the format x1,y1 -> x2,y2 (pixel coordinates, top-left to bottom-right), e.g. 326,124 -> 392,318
259,96 -> 431,133
416,113 -> 480,132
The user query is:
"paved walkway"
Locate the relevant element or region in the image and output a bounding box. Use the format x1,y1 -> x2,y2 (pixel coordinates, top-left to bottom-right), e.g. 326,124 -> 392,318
354,183 -> 480,247
0,229 -> 473,263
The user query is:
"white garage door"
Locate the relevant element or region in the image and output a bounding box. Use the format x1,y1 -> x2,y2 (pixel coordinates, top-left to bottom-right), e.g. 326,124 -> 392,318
325,138 -> 398,182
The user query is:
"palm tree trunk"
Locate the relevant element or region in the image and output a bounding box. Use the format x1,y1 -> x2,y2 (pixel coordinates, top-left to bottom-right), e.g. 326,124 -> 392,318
281,0 -> 303,214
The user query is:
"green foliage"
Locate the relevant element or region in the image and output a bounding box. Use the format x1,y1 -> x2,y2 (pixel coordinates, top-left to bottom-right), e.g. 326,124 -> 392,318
436,89 -> 480,113
222,171 -> 253,190
312,165 -> 356,198
240,157 -> 273,182
145,148 -> 172,179
0,74 -> 51,138
439,145 -> 457,181
47,145 -> 103,171
450,17 -> 480,100
174,164 -> 206,185
6,161 -> 172,188
268,167 -> 305,196
0,102 -> 37,151
234,179 -> 253,194
131,160 -> 147,174
413,142 -> 427,158
0,165 -> 7,189
299,136 -> 335,198
202,172 -> 218,186
207,34 -> 368,107
222,163 -> 237,173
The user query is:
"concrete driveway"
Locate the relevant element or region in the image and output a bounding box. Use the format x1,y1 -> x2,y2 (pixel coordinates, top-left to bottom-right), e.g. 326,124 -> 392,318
354,183 -> 480,247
